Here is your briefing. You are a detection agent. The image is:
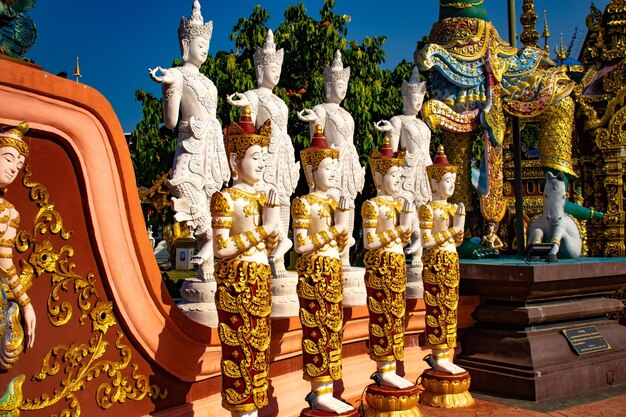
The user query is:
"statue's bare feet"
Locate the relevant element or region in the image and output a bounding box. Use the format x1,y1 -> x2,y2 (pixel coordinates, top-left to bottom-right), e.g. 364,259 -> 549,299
191,242 -> 212,266
316,393 -> 354,414
380,372 -> 414,389
270,257 -> 287,278
433,358 -> 466,375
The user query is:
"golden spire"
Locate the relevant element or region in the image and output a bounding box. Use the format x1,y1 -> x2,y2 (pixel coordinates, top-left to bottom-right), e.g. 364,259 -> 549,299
73,55 -> 82,82
542,9 -> 551,52
520,0 -> 539,47
555,33 -> 568,60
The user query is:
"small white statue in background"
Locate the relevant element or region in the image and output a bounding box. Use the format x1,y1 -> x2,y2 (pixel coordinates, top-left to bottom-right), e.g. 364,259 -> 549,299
148,0 -> 230,280
298,50 -> 365,270
375,67 -> 432,208
227,29 -> 300,278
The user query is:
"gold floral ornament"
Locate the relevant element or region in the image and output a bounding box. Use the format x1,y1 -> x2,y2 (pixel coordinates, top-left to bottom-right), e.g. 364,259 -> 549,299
7,165 -> 167,416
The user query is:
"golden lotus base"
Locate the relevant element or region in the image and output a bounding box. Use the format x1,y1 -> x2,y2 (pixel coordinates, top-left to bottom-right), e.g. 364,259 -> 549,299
419,370 -> 474,408
364,383 -> 422,417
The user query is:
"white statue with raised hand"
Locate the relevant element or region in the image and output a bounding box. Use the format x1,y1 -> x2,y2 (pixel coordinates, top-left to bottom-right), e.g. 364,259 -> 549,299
148,0 -> 230,280
292,125 -> 353,414
298,50 -> 365,271
419,145 -> 466,374
227,29 -> 300,278
375,67 -> 432,208
361,138 -> 414,389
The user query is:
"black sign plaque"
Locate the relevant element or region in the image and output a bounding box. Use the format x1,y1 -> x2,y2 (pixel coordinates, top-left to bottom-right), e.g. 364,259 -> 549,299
563,325 -> 611,355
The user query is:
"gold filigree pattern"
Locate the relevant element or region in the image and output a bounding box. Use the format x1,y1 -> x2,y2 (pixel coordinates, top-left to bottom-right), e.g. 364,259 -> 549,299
9,165 -> 166,416
296,254 -> 343,382
364,251 -> 407,362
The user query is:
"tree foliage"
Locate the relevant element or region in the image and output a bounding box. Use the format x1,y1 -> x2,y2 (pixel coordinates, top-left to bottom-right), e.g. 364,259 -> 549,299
131,0 -> 418,230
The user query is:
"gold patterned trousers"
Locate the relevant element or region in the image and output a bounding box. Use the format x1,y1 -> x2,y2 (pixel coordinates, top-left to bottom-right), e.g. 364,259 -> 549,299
364,250 -> 407,362
422,249 -> 459,350
215,260 -> 272,412
296,254 -> 344,383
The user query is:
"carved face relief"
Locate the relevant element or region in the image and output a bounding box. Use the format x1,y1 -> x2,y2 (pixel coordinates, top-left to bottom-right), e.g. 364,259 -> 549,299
0,146 -> 25,190
381,165 -> 401,196
431,172 -> 456,200
237,144 -> 265,186
402,92 -> 424,114
186,36 -> 209,67
258,62 -> 282,89
312,157 -> 335,192
325,80 -> 347,103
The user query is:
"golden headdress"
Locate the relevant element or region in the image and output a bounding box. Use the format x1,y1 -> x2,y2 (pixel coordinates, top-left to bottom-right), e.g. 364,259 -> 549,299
253,29 -> 284,67
323,50 -> 350,83
300,125 -> 339,185
0,122 -> 29,157
223,107 -> 271,158
178,0 -> 213,52
426,145 -> 457,182
369,136 -> 405,176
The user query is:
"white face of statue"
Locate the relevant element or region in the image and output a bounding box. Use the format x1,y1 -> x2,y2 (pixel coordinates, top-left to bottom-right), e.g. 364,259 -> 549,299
185,36 -> 209,67
380,165 -> 401,195
326,80 -> 347,103
0,146 -> 25,190
237,145 -> 265,185
431,172 -> 456,200
312,157 -> 335,192
258,62 -> 282,89
403,92 -> 424,114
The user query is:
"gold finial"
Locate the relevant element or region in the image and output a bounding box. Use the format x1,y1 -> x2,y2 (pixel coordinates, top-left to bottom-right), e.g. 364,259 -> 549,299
314,124 -> 323,134
520,0 -> 539,47
542,10 -> 551,52
555,33 -> 568,60
242,106 -> 251,117
73,55 -> 82,82
438,144 -> 444,153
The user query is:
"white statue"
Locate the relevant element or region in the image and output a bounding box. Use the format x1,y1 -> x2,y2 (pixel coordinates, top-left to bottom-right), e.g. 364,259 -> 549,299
227,29 -> 300,278
292,125 -> 353,414
298,50 -> 365,270
148,0 -> 230,280
375,67 -> 432,207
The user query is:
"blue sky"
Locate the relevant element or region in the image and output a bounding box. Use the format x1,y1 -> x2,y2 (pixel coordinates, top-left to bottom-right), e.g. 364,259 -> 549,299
26,0 -> 608,133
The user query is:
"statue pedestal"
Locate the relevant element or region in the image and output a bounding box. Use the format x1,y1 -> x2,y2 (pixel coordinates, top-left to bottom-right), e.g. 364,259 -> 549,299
419,370 -> 473,408
364,383 -> 422,417
343,266 -> 366,307
177,278 -> 217,327
271,270 -> 299,318
299,407 -> 359,417
406,262 -> 423,299
456,257 -> 626,400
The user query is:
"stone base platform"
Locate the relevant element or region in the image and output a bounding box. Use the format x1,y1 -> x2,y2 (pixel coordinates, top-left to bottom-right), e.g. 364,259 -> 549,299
456,256 -> 626,401
365,383 -> 422,416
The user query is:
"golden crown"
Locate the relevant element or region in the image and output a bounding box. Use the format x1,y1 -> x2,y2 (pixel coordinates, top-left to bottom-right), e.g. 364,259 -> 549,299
300,125 -> 340,171
0,122 -> 29,157
426,145 -> 457,182
223,107 -> 271,158
369,136 -> 405,176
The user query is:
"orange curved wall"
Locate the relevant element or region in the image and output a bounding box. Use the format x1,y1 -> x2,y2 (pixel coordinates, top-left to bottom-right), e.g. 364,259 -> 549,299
0,57 -> 479,416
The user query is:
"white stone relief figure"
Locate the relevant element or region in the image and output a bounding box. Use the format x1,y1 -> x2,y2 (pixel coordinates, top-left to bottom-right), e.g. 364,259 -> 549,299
298,50 -> 365,270
375,67 -> 431,272
149,0 -> 230,280
227,29 -> 300,278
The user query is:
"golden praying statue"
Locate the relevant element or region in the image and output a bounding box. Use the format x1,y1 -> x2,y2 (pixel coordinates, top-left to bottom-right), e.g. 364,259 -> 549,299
210,108 -> 280,417
419,145 -> 466,374
361,138 -> 413,389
